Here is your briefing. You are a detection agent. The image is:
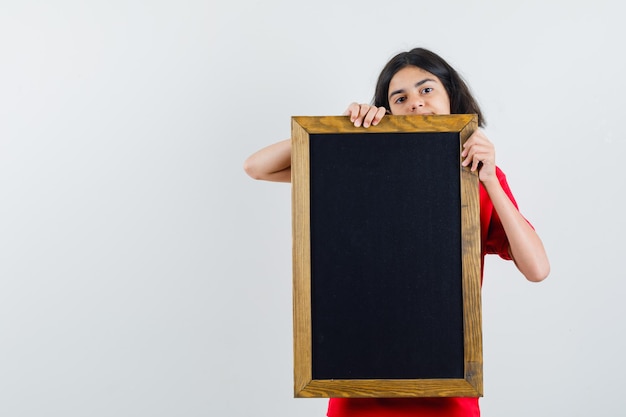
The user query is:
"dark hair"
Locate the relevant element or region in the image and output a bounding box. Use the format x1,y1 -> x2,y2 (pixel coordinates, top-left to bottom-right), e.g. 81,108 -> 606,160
373,48 -> 485,127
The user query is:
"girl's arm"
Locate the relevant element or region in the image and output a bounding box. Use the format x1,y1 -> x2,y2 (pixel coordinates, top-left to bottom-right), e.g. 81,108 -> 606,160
462,130 -> 550,282
243,104 -> 386,183
243,139 -> 292,183
484,179 -> 550,282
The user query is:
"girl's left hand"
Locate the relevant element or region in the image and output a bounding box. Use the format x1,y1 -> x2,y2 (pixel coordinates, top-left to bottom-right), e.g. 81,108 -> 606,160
343,102 -> 387,128
461,129 -> 497,184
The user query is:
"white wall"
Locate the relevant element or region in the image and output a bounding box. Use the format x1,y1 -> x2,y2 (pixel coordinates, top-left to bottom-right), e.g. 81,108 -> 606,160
0,1 -> 624,416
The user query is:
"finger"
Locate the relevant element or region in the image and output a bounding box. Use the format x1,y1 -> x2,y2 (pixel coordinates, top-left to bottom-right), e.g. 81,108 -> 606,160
461,144 -> 475,166
363,106 -> 388,127
362,106 -> 380,128
358,104 -> 371,117
471,157 -> 481,172
370,107 -> 387,126
461,139 -> 475,158
342,102 -> 360,121
353,104 -> 371,127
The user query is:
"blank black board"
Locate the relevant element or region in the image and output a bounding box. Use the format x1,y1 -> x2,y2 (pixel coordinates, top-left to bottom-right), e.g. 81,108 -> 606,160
309,132 -> 463,380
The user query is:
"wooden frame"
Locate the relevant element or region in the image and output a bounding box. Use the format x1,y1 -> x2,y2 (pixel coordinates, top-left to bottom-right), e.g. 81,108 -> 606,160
291,115 -> 482,398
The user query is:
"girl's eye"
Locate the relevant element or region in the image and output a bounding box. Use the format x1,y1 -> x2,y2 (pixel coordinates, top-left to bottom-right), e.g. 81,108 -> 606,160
421,87 -> 434,94
394,97 -> 406,104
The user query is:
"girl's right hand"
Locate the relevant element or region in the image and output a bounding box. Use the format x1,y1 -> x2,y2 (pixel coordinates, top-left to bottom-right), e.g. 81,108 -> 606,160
343,102 -> 388,128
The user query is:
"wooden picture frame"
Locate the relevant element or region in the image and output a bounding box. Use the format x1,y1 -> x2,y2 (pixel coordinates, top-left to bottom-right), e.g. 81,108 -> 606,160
291,114 -> 482,398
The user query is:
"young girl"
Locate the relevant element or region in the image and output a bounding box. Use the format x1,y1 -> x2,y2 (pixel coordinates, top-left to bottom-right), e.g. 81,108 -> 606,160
244,47 -> 550,417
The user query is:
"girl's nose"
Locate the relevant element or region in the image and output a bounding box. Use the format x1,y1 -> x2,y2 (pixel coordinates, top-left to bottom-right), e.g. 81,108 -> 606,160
410,98 -> 424,112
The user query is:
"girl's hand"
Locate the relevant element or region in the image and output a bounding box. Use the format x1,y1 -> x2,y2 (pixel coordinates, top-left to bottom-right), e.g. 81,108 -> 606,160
343,102 -> 387,128
461,129 -> 497,184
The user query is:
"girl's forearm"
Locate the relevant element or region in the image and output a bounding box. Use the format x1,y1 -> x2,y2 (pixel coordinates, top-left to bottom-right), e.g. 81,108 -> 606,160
483,178 -> 550,282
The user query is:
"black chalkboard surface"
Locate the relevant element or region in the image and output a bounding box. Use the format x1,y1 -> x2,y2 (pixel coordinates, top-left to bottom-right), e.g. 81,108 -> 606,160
291,115 -> 482,398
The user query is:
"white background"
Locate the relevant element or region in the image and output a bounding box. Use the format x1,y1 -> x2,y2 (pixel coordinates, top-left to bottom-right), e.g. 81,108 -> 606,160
1,1 -> 624,416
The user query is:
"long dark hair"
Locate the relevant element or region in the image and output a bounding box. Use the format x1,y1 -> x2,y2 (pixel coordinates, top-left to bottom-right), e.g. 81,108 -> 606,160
373,48 -> 485,127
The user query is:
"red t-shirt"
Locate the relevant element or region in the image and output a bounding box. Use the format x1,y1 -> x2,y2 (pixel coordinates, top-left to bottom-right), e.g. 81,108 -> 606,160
327,167 -> 522,417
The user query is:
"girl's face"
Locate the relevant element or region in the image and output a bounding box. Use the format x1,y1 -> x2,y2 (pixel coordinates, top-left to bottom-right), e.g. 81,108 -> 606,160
387,66 -> 451,116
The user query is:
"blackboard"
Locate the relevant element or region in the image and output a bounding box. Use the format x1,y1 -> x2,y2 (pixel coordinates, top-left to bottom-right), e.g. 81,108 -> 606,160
291,115 -> 482,398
